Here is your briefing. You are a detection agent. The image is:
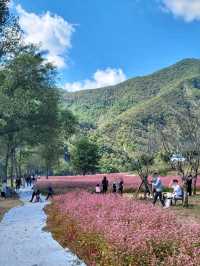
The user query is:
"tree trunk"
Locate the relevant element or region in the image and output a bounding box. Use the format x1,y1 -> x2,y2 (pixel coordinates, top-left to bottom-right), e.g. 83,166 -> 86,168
46,166 -> 49,179
193,176 -> 197,195
135,175 -> 152,199
10,148 -> 14,188
4,147 -> 9,182
14,149 -> 19,178
182,179 -> 189,207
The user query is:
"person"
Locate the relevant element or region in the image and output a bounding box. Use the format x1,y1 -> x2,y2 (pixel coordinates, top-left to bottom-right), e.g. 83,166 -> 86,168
46,185 -> 54,200
32,175 -> 36,185
102,176 -> 109,193
25,175 -> 29,187
187,175 -> 193,196
95,184 -> 101,193
112,182 -> 117,193
118,179 -> 124,194
171,179 -> 183,198
30,184 -> 37,202
15,177 -> 21,191
1,181 -> 7,199
152,172 -> 165,207
26,175 -> 32,187
35,189 -> 41,203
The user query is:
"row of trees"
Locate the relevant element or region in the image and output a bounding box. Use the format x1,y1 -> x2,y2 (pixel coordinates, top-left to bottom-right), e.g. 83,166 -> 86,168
0,0 -> 79,184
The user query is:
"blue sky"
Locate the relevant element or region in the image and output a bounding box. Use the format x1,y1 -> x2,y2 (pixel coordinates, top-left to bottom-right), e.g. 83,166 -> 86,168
13,0 -> 200,91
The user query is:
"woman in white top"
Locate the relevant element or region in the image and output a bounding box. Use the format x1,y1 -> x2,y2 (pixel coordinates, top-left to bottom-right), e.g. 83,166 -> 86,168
171,179 -> 183,199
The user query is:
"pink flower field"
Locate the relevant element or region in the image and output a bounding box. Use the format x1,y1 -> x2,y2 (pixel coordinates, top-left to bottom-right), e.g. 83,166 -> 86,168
52,191 -> 200,265
37,173 -> 200,191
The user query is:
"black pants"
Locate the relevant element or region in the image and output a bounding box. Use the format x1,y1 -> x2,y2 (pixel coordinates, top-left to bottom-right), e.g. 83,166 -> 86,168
153,192 -> 165,206
1,192 -> 6,199
102,186 -> 108,193
46,193 -> 53,200
187,184 -> 192,196
30,192 -> 36,202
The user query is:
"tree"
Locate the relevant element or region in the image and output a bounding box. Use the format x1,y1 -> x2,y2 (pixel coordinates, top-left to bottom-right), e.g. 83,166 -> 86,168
70,137 -> 100,175
0,47 -> 60,185
0,0 -> 21,60
40,109 -> 78,178
130,125 -> 158,198
133,154 -> 154,198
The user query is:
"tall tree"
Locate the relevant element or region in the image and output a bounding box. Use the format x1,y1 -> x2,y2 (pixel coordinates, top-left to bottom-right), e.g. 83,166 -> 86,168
70,137 -> 100,175
0,48 -> 59,185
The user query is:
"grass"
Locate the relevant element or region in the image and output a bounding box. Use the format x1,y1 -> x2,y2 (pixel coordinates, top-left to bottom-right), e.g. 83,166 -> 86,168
0,197 -> 21,221
172,194 -> 200,224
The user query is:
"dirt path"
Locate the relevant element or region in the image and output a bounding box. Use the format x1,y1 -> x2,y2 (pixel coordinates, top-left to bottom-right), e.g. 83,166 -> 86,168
0,188 -> 85,266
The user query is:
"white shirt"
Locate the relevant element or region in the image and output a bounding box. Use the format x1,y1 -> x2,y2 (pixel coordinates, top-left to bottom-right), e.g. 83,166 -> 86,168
172,184 -> 182,197
95,186 -> 101,193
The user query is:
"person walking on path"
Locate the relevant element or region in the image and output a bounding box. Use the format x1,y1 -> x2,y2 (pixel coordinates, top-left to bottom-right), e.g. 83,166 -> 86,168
46,186 -> 54,201
152,172 -> 165,207
29,184 -> 37,202
102,176 -> 109,193
15,177 -> 21,191
35,189 -> 42,203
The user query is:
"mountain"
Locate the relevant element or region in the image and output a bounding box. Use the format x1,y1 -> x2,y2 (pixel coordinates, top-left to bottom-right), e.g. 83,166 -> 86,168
63,59 -> 200,172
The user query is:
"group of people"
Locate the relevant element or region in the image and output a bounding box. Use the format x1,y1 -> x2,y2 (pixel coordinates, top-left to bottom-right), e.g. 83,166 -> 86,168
151,172 -> 194,207
14,175 -> 38,191
0,173 -> 54,204
29,185 -> 54,203
95,176 -> 124,194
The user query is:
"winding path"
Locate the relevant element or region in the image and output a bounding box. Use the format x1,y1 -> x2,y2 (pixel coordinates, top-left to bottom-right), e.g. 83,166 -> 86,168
0,188 -> 86,266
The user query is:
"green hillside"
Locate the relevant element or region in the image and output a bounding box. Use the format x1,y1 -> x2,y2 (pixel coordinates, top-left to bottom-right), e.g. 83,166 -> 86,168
63,59 -> 200,172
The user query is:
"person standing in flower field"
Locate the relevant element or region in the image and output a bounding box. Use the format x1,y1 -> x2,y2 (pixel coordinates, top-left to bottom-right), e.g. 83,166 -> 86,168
112,182 -> 117,193
118,178 -> 124,194
102,176 -> 109,193
152,172 -> 165,207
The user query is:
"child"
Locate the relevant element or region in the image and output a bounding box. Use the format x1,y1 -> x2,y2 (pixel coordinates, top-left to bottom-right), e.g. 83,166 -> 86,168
95,184 -> 101,193
112,182 -> 117,193
35,189 -> 41,203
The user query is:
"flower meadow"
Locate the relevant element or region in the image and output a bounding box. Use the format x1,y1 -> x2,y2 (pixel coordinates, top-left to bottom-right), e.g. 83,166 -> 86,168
48,191 -> 200,266
38,173 -> 200,192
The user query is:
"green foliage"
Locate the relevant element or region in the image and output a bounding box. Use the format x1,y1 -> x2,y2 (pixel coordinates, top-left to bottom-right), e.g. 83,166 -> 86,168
0,46 -> 78,180
63,59 -> 200,172
0,0 -> 21,60
70,137 -> 100,175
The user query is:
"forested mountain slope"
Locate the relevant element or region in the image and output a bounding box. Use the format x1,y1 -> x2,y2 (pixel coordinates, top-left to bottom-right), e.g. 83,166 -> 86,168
63,59 -> 200,172
63,59 -> 200,125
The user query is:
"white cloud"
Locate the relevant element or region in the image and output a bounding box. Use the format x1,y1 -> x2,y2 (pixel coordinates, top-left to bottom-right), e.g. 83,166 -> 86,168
162,0 -> 200,22
16,5 -> 75,68
64,68 -> 127,92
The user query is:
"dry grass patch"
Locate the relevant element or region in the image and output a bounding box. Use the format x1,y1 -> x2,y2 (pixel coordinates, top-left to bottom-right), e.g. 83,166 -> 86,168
0,198 -> 21,221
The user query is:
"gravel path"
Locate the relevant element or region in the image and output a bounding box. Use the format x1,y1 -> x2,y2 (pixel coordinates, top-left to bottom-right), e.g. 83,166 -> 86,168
0,188 -> 86,266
